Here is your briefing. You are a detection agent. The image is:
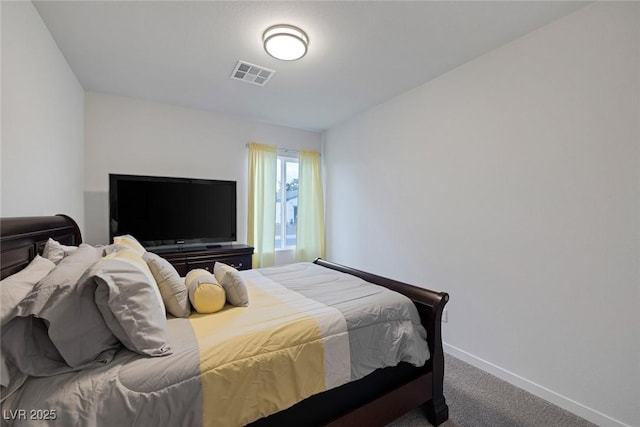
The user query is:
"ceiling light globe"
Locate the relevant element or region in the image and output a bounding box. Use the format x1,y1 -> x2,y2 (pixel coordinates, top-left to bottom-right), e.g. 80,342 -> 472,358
263,25 -> 308,61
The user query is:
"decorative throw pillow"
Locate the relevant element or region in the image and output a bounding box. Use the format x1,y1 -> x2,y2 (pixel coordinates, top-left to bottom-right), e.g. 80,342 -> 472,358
88,249 -> 171,357
143,252 -> 191,318
112,234 -> 146,256
41,238 -> 78,264
213,262 -> 249,307
3,245 -> 120,376
185,269 -> 225,314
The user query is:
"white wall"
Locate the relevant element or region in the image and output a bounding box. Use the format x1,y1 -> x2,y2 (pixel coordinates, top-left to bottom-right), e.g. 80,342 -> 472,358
324,3 -> 639,426
84,92 -> 322,264
1,1 -> 85,231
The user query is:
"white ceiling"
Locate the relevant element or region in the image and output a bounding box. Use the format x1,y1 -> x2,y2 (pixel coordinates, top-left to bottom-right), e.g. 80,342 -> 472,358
34,1 -> 587,132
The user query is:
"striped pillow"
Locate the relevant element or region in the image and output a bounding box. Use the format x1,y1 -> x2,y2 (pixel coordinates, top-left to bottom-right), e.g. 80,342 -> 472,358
185,269 -> 225,314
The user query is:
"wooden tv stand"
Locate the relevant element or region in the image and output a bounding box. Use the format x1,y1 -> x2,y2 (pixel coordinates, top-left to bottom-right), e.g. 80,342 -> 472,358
148,244 -> 254,276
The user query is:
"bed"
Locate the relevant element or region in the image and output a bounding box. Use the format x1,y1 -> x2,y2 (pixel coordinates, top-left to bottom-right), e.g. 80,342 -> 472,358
0,215 -> 449,426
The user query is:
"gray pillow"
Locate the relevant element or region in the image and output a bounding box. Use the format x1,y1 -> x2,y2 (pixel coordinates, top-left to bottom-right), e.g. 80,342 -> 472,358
87,249 -> 171,357
143,252 -> 191,318
0,255 -> 55,388
213,262 -> 249,307
3,245 -> 120,376
0,353 -> 8,390
0,255 -> 55,326
0,351 -> 28,402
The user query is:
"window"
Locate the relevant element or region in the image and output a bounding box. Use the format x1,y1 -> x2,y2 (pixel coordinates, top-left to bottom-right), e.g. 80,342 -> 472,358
275,154 -> 298,249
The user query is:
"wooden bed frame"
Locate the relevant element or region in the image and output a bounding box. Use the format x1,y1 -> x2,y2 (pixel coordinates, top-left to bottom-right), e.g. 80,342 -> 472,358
0,215 -> 450,426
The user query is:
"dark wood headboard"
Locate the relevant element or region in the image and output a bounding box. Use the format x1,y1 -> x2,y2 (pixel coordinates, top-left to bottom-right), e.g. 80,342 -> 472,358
0,215 -> 82,280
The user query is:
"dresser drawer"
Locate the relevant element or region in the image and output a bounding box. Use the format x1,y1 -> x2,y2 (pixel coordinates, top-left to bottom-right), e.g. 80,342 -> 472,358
187,259 -> 215,273
211,255 -> 252,271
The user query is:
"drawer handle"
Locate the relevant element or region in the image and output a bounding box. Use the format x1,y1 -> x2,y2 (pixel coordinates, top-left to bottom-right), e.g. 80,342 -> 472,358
231,263 -> 243,269
205,266 -> 210,271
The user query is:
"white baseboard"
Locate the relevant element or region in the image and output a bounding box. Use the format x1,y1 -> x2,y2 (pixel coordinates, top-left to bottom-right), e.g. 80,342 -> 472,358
443,343 -> 629,427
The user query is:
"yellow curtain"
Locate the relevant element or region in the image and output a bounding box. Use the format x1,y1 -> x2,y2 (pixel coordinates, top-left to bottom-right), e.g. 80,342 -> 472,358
247,142 -> 277,268
295,149 -> 325,262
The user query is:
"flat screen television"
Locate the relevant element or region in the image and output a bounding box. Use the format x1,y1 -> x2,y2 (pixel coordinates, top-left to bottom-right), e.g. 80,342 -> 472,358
109,174 -> 237,248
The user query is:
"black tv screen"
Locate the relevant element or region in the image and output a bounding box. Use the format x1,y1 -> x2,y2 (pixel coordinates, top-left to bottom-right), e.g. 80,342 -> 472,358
109,174 -> 236,247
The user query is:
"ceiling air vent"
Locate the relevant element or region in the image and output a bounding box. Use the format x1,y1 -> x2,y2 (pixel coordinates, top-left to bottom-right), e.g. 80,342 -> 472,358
230,61 -> 275,86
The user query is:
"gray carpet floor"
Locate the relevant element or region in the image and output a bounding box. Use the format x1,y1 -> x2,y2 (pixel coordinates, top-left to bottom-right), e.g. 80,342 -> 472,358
387,354 -> 596,427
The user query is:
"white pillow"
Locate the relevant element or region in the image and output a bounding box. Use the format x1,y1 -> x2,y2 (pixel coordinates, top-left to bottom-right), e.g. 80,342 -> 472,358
41,238 -> 78,264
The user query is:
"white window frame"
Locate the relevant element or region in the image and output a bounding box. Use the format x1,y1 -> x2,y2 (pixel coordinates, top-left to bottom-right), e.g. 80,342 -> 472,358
276,153 -> 298,250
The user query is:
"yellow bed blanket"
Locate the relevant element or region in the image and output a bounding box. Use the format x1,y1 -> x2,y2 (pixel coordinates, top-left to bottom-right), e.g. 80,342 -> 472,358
191,269 -> 350,426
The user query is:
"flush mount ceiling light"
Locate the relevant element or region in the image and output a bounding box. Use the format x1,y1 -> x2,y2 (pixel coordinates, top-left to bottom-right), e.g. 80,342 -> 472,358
263,24 -> 308,61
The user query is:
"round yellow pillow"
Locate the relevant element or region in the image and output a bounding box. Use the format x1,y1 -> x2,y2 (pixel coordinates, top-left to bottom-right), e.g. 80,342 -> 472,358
185,269 -> 225,314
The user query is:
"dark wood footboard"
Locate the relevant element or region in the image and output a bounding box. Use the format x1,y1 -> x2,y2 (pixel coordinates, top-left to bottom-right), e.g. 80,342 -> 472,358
250,258 -> 450,426
313,258 -> 450,426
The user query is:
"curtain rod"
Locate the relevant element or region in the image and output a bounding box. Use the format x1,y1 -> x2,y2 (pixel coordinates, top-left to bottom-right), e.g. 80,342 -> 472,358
245,144 -> 320,156
245,143 -> 296,152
